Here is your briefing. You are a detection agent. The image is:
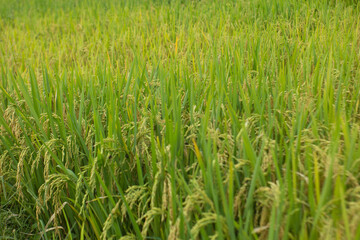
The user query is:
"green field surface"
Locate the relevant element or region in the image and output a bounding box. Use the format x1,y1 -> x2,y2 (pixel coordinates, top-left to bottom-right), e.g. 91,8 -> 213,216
1,0 -> 360,239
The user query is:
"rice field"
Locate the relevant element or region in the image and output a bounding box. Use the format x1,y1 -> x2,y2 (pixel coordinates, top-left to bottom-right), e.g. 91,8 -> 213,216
1,0 -> 360,239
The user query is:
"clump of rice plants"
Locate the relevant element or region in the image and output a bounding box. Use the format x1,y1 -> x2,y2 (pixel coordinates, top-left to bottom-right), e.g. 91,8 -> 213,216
1,0 -> 360,239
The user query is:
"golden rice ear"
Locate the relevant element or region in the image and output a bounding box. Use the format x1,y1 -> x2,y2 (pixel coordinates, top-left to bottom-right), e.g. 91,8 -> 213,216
36,173 -> 71,237
101,199 -> 121,240
79,192 -> 89,218
0,151 -> 8,192
140,207 -> 164,237
167,218 -> 181,240
15,147 -> 28,201
233,178 -> 250,218
89,156 -> 98,192
119,234 -> 137,240
75,172 -> 85,206
190,212 -> 228,239
121,185 -> 150,221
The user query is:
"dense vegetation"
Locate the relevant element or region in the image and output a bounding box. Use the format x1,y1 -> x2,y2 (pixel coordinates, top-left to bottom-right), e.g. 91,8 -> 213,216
1,0 -> 360,239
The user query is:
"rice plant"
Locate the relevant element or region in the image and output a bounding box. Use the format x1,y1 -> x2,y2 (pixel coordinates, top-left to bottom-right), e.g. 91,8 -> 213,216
1,0 -> 360,239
